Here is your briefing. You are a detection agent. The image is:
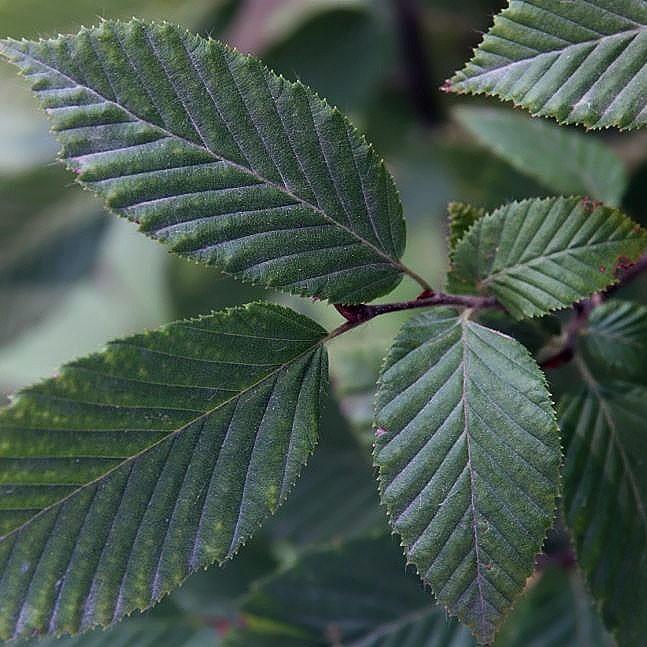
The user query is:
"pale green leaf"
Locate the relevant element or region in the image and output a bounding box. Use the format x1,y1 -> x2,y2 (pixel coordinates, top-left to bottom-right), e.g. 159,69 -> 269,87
580,299 -> 647,379
561,378 -> 647,646
448,201 -> 486,256
0,20 -> 406,303
374,309 -> 560,644
454,106 -> 628,205
448,0 -> 647,130
448,196 -> 647,319
224,534 -> 475,646
0,302 -> 328,641
496,567 -> 613,647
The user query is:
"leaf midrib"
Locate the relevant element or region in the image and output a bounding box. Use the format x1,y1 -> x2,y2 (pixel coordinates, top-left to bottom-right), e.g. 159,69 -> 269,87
481,238 -> 636,286
0,330 -> 328,544
1,39 -> 405,274
457,26 -> 644,82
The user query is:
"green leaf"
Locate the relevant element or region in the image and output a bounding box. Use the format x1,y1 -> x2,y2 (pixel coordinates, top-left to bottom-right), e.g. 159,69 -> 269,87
561,378 -> 647,646
448,196 -> 647,319
224,534 -> 475,646
0,166 -> 107,346
580,299 -> 647,379
447,0 -> 647,130
454,106 -> 628,206
0,302 -> 328,641
448,201 -> 486,255
0,20 -> 407,304
496,567 -> 613,647
374,309 -> 560,644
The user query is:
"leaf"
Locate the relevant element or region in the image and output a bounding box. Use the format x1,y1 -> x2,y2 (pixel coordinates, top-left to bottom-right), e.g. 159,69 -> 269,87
448,201 -> 485,255
374,309 -> 560,644
447,0 -> 647,130
561,378 -> 647,645
0,302 -> 328,641
224,534 -> 475,646
496,567 -> 613,647
447,196 -> 647,319
0,20 -> 407,304
454,106 -> 628,206
19,614 -> 218,647
580,299 -> 647,379
0,166 -> 107,346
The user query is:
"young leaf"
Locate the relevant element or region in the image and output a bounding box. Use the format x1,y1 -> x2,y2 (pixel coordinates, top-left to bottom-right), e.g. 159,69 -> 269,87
448,197 -> 647,319
224,535 -> 475,646
561,379 -> 647,646
454,107 -> 628,206
0,20 -> 407,304
448,201 -> 485,255
0,303 -> 328,641
374,309 -> 560,644
447,0 -> 647,130
496,567 -> 613,647
580,299 -> 647,379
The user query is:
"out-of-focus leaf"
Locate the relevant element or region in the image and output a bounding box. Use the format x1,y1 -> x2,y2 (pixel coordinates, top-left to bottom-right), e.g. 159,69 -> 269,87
0,166 -> 107,346
263,5 -> 393,114
496,567 -> 613,647
224,534 -> 475,646
374,309 -> 560,644
580,299 -> 647,380
454,106 -> 628,206
561,378 -> 647,645
448,197 -> 647,319
448,0 -> 647,130
0,303 -> 328,641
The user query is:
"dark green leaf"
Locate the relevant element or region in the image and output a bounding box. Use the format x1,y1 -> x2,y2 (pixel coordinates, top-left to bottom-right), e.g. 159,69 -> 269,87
448,0 -> 647,130
561,378 -> 647,646
448,197 -> 647,319
0,303 -> 328,641
374,309 -> 560,644
225,534 -> 474,646
454,106 -> 628,205
496,567 -> 613,647
580,299 -> 647,380
0,20 -> 407,303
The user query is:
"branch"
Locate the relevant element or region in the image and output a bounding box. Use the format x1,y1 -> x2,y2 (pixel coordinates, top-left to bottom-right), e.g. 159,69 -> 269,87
540,251 -> 647,370
328,290 -> 500,340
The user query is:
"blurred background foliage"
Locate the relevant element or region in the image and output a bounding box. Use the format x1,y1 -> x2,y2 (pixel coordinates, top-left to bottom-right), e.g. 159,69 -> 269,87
2,0 -> 644,644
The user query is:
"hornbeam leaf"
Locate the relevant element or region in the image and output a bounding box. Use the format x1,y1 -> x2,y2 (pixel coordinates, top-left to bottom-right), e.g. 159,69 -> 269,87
454,106 -> 628,206
0,302 -> 328,641
448,201 -> 485,256
447,197 -> 647,319
374,309 -> 560,644
224,535 -> 475,646
0,20 -> 407,304
561,379 -> 647,645
581,299 -> 647,379
447,0 -> 647,130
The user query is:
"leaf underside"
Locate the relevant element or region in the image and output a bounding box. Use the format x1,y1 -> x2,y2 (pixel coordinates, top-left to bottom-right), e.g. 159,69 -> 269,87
448,196 -> 647,319
0,20 -> 406,304
0,303 -> 327,641
453,106 -> 628,206
448,0 -> 647,130
561,381 -> 647,646
374,309 -> 560,644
